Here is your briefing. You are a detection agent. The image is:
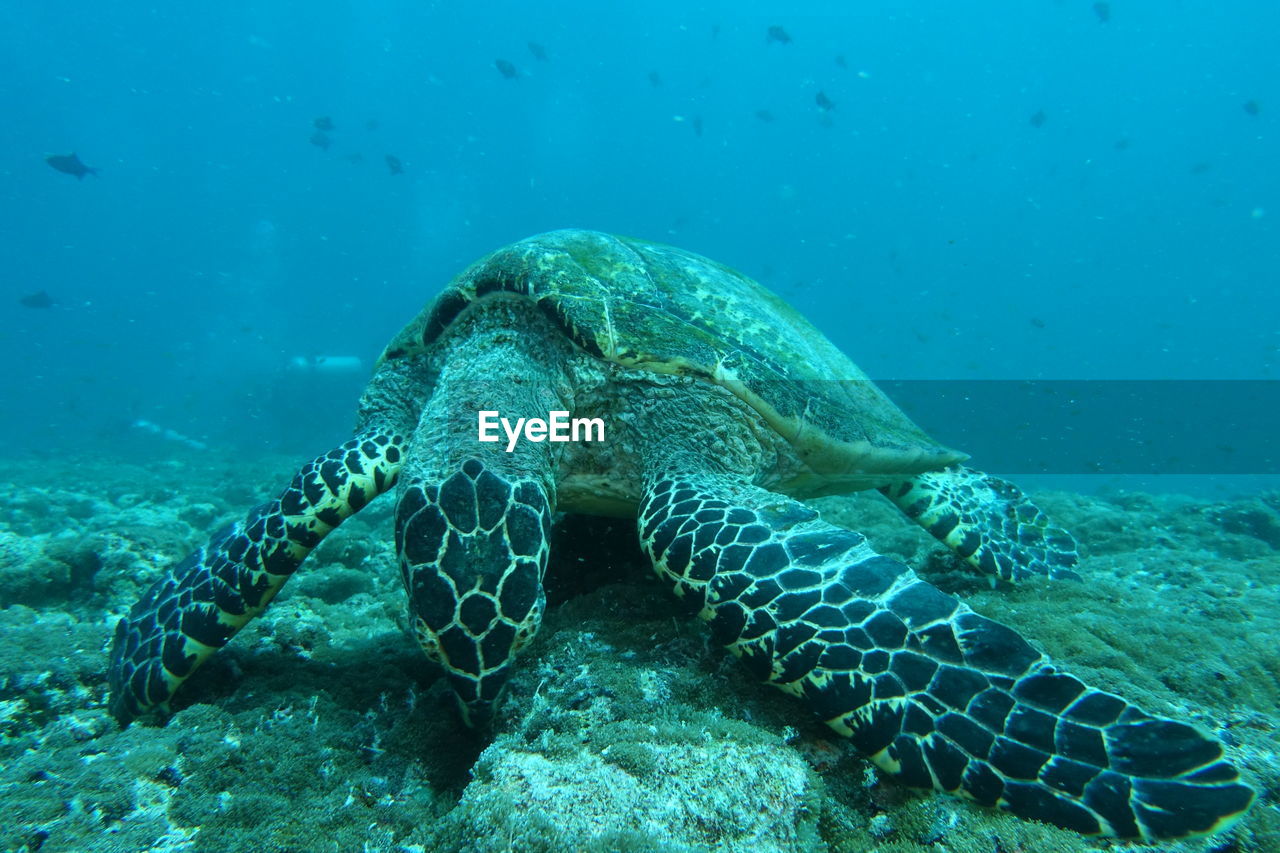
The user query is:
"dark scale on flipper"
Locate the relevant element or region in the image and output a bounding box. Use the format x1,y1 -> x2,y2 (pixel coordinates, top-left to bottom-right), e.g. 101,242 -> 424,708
991,737 -> 1052,780
1065,690 -> 1128,726
878,465 -> 1081,581
638,470 -> 1254,841
1013,670 -> 1087,713
1041,756 -> 1100,798
861,650 -> 891,674
108,430 -> 406,723
1056,720 -> 1109,768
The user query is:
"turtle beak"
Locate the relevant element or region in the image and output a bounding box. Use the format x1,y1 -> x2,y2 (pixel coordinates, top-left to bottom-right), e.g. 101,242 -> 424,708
455,696 -> 496,729
447,669 -> 509,729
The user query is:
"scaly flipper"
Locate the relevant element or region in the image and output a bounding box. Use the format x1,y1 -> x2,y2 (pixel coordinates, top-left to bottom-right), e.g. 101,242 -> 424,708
879,464 -> 1080,581
108,430 -> 406,723
638,472 -> 1253,839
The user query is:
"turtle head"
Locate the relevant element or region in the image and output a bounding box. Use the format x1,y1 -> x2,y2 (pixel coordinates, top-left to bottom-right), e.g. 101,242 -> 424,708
395,458 -> 551,728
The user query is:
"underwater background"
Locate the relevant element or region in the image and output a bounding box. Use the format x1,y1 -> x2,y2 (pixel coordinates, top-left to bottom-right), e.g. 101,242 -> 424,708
1,1 -> 1278,851
4,0 -> 1278,470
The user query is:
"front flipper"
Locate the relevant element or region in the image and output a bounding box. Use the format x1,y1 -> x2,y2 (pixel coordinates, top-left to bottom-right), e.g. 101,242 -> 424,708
879,464 -> 1080,581
108,430 -> 405,723
638,473 -> 1253,840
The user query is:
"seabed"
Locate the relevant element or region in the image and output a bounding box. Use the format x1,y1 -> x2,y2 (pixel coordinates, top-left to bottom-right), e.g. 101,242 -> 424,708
0,451 -> 1276,853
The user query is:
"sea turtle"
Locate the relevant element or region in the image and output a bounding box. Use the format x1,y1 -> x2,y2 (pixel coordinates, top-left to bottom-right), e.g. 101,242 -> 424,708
108,230 -> 1252,840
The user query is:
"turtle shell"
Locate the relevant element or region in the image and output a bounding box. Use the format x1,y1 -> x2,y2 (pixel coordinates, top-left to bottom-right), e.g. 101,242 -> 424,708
380,230 -> 965,483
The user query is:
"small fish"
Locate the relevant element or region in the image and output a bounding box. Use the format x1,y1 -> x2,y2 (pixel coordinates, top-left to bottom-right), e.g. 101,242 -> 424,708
1092,2 -> 1111,23
1243,100 -> 1260,116
1029,110 -> 1046,128
495,59 -> 518,79
314,116 -> 335,131
20,290 -> 56,309
835,55 -> 848,69
767,25 -> 791,45
527,41 -> 547,61
386,154 -> 403,175
45,152 -> 98,179
1114,137 -> 1131,151
692,116 -> 703,137
815,91 -> 835,111
1030,317 -> 1046,329
754,109 -> 775,123
648,70 -> 663,88
310,131 -> 332,151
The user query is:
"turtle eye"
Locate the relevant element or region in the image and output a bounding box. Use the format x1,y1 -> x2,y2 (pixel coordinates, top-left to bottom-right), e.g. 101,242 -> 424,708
511,592 -> 546,653
412,617 -> 444,664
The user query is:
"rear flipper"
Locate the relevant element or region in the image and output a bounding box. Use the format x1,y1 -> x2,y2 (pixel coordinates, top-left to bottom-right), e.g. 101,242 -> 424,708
879,464 -> 1080,581
108,430 -> 405,723
639,472 -> 1253,839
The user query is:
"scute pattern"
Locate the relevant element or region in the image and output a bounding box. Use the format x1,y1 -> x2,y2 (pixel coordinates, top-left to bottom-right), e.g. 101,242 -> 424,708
396,457 -> 552,726
108,431 -> 406,722
880,465 -> 1081,581
637,472 -> 1254,840
378,229 -> 963,479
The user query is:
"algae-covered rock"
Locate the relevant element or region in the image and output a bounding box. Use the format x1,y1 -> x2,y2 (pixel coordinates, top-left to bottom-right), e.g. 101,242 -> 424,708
0,606 -> 108,742
445,739 -> 818,852
1205,498 -> 1280,550
0,451 -> 1276,852
0,531 -> 69,607
413,579 -> 830,852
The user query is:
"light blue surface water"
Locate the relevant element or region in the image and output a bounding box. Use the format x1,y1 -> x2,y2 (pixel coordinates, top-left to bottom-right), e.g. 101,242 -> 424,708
2,1 -> 1276,483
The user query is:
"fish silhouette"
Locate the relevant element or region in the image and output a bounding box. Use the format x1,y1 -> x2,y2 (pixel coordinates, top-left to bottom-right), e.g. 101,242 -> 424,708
767,25 -> 792,45
1029,110 -> 1047,128
527,41 -> 547,61
815,91 -> 835,111
495,59 -> 518,79
1092,2 -> 1111,23
45,152 -> 98,179
20,290 -> 56,309
386,154 -> 403,175
314,116 -> 335,131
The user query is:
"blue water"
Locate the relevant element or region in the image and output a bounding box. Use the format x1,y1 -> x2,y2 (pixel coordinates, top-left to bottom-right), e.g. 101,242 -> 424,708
3,1 -> 1276,472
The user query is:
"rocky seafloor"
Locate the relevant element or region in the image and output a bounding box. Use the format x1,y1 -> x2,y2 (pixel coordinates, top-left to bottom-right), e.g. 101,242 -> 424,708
0,450 -> 1276,853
